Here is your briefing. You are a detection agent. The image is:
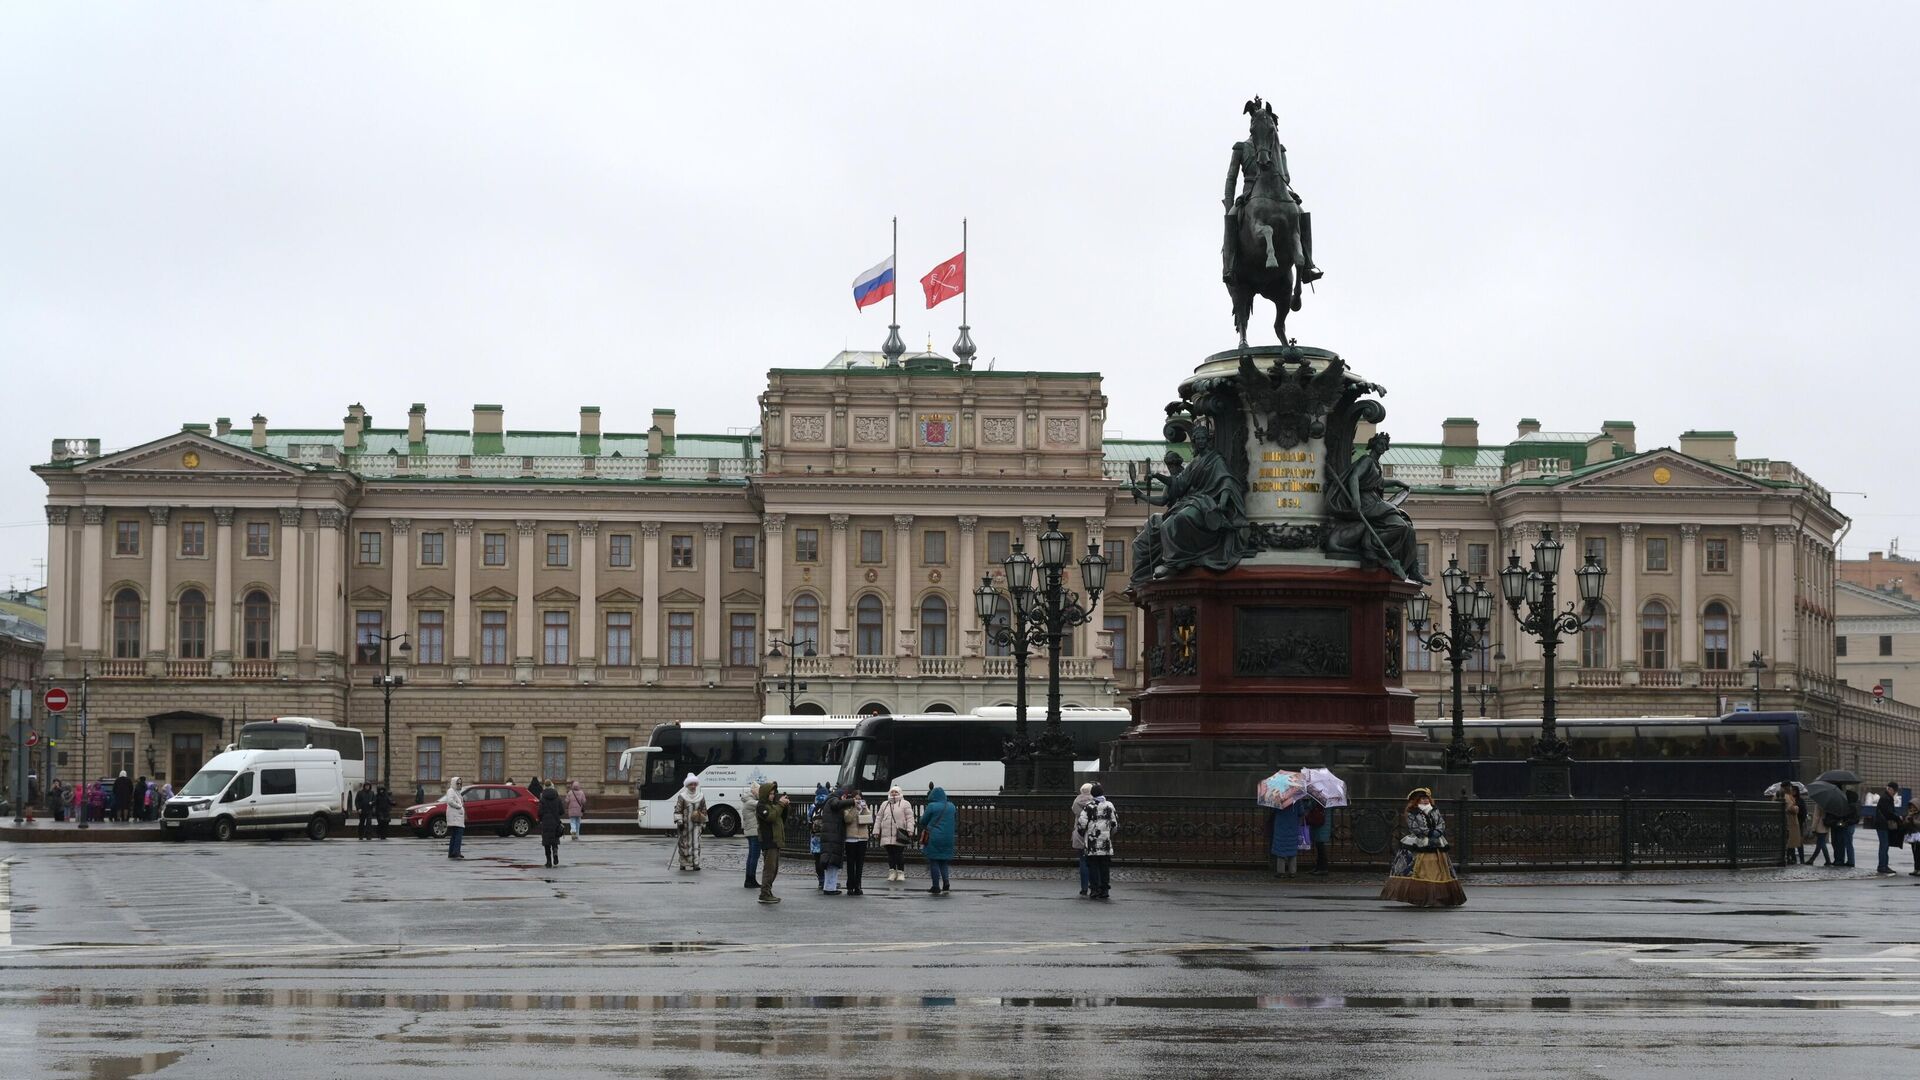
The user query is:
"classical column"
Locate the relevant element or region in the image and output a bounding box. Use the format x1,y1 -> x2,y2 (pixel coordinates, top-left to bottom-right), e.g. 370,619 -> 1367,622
956,516 -> 978,640
1678,524 -> 1699,666
514,520 -> 537,662
829,514 -> 850,640
893,514 -> 914,646
1505,526 -> 1538,664
640,522 -> 661,663
212,508 -> 235,661
762,514 -> 786,640
1021,515 -> 1043,561
44,507 -> 69,662
452,520 -> 474,663
388,518 -> 411,649
578,521 -> 599,664
277,508 -> 302,656
146,506 -> 170,659
79,507 -> 104,655
702,522 -> 724,666
315,509 -> 343,657
1617,524 -> 1640,667
1082,517 -> 1106,658
1773,526 -> 1798,667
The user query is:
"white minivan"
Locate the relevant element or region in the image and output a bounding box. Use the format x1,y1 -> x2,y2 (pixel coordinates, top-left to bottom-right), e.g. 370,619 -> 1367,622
161,748 -> 348,842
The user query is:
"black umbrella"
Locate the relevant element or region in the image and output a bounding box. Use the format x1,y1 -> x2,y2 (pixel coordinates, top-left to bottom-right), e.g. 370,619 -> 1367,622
1817,769 -> 1863,785
1805,781 -> 1850,818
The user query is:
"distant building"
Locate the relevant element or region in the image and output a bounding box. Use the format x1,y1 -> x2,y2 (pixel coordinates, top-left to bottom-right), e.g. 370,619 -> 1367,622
1,587 -> 48,805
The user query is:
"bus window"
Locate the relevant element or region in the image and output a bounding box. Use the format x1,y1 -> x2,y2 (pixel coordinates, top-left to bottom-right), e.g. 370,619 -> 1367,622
1729,725 -> 1784,757
791,730 -> 838,765
681,730 -> 736,767
736,730 -> 790,766
1638,724 -> 1709,759
1492,726 -> 1539,760
647,754 -> 678,787
1568,725 -> 1635,761
1068,721 -> 1129,759
1465,727 -> 1502,761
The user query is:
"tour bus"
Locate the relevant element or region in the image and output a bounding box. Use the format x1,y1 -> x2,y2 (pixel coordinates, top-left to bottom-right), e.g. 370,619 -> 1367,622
237,717 -> 367,813
617,716 -> 859,836
1415,711 -> 1805,797
833,707 -> 1134,796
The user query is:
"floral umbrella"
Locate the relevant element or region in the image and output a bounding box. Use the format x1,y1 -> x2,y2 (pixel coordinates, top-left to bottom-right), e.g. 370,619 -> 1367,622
1256,770 -> 1307,809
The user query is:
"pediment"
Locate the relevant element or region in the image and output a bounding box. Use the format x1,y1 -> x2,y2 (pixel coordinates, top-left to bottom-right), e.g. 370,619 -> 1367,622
349,585 -> 391,603
472,585 -> 517,603
1837,581 -> 1920,618
658,587 -> 703,604
535,586 -> 579,603
74,432 -> 308,479
1557,451 -> 1770,495
597,586 -> 643,604
722,588 -> 763,606
408,585 -> 454,603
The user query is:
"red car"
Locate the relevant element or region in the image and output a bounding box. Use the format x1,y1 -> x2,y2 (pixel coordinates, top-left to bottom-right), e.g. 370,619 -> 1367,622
405,785 -> 538,839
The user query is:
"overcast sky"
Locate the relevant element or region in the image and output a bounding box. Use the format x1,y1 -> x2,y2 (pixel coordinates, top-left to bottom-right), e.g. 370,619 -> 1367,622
3,3 -> 1917,587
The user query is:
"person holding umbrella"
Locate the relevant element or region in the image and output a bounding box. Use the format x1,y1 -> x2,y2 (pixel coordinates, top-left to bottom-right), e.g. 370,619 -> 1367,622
1258,770 -> 1307,879
1766,782 -> 1808,864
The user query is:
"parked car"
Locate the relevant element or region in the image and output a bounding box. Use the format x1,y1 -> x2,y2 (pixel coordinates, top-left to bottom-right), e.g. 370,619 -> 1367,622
405,784 -> 538,839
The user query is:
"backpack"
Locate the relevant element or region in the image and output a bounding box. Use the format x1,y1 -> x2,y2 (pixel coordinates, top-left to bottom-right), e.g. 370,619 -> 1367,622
1304,802 -> 1326,828
810,806 -> 825,836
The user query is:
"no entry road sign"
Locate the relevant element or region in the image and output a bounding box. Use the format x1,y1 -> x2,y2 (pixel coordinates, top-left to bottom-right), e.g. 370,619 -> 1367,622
44,688 -> 69,713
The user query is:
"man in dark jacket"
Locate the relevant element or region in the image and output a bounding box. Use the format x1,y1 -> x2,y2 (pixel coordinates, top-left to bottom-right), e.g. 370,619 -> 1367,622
112,772 -> 132,823
755,782 -> 789,904
1875,781 -> 1905,875
821,788 -> 854,895
355,782 -> 375,840
374,785 -> 394,840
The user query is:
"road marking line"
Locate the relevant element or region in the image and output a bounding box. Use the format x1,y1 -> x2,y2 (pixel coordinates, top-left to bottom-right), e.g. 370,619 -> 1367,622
0,858 -> 12,947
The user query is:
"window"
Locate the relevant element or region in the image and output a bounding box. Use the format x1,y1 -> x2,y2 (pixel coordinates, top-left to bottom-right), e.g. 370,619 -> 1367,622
260,769 -> 296,796
1703,602 -> 1731,670
987,530 -> 1011,565
1416,543 -> 1430,579
733,535 -> 757,569
920,596 -> 948,656
416,737 -> 443,782
1644,537 -> 1669,572
479,737 -> 506,783
1580,607 -> 1609,668
542,737 -> 569,781
923,531 -> 947,565
1836,635 -> 1848,657
112,589 -> 142,658
608,533 -> 633,568
543,611 -> 571,664
1103,539 -> 1128,575
419,531 -> 445,566
729,613 -> 758,666
792,594 -> 820,654
1405,617 -> 1433,671
860,529 -> 883,563
115,520 -> 141,555
856,595 -> 885,655
1879,678 -> 1894,697
242,590 -> 272,659
109,733 -> 134,777
1466,543 -> 1489,577
179,521 -> 206,557
481,610 -> 509,666
667,612 -> 695,666
1704,538 -> 1729,573
1640,601 -> 1669,669
177,589 -> 207,659
669,534 -> 694,569
605,737 -> 632,783
794,528 -> 820,563
364,736 -> 380,785
483,532 -> 507,566
355,610 -> 384,664
1881,635 -> 1894,656
604,612 -> 633,666
1470,631 -> 1492,673
544,532 -> 569,568
359,531 -> 383,566
1585,536 -> 1607,570
1105,614 -> 1130,669
416,610 -> 445,664
245,521 -> 271,557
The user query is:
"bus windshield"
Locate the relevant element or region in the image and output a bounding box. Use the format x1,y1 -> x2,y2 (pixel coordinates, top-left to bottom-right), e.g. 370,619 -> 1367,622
239,726 -> 308,750
178,770 -> 235,797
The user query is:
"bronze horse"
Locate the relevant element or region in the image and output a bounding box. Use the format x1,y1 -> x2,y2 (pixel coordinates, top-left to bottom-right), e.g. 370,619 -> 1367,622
1224,100 -> 1310,347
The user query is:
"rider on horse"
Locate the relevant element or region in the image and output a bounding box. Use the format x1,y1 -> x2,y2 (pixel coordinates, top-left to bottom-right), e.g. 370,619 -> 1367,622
1223,97 -> 1324,286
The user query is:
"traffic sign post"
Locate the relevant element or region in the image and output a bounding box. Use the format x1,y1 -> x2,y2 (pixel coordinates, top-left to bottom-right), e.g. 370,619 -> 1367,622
44,688 -> 68,713
1873,684 -> 1887,704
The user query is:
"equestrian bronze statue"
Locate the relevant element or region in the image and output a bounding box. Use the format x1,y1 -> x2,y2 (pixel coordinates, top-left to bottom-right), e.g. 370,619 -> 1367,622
1223,97 -> 1323,347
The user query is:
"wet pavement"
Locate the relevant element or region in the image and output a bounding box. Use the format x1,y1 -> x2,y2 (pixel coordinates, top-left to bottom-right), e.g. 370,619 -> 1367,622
3,835 -> 1918,1077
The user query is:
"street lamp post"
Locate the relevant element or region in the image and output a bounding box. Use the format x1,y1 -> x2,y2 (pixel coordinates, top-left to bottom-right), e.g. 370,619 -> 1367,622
1408,557 -> 1495,773
1747,650 -> 1767,713
370,632 -> 410,791
1499,526 -> 1607,798
77,665 -> 90,829
765,635 -> 818,714
1473,681 -> 1497,718
977,542 -> 1043,794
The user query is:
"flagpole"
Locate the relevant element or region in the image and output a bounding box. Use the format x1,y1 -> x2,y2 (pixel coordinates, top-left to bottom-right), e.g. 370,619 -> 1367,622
953,217 -> 977,367
883,216 -> 905,364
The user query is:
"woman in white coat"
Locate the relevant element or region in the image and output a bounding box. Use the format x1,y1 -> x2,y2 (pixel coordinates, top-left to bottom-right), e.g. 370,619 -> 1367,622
443,777 -> 467,860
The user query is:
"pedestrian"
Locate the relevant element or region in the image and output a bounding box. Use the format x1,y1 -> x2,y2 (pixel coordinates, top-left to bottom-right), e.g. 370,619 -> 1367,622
1306,798 -> 1333,876
159,780 -> 173,804
1834,789 -> 1860,868
671,774 -> 706,871
1904,802 -> 1920,877
563,779 -> 587,841
1809,799 -> 1831,865
1071,782 -> 1094,895
820,786 -> 852,895
755,781 -> 789,904
528,775 -> 544,799
1076,783 -> 1117,900
1268,798 -> 1305,879
874,786 -> 916,884
1781,786 -> 1805,864
1380,788 -> 1466,908
136,777 -> 153,820
47,779 -> 66,823
414,782 -> 426,806
443,777 -> 467,860
355,782 -> 375,840
1874,781 -> 1904,875
374,785 -> 393,840
88,780 -> 104,823
740,781 -> 763,890
920,785 -> 956,895
843,787 -> 872,896
538,785 -> 564,868
808,783 -> 830,889
113,772 -> 131,823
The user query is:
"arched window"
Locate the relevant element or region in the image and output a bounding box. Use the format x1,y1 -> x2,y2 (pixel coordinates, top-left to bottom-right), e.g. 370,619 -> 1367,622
1703,602 -> 1731,670
177,589 -> 208,659
1640,601 -> 1669,670
986,595 -> 1013,657
794,702 -> 827,716
858,701 -> 889,716
242,590 -> 273,660
925,702 -> 957,713
856,595 -> 885,656
1580,606 -> 1610,669
791,594 -> 820,654
112,589 -> 142,659
920,595 -> 948,656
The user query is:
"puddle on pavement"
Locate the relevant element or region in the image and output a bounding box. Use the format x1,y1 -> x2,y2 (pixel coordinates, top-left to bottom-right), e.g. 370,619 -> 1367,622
61,1049 -> 184,1079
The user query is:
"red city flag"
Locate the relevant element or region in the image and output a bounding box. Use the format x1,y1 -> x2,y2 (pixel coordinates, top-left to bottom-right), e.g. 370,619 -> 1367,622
920,252 -> 966,309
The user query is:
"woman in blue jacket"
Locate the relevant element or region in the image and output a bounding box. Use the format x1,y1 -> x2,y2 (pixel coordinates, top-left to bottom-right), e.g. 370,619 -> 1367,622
1269,799 -> 1305,879
920,786 -> 957,894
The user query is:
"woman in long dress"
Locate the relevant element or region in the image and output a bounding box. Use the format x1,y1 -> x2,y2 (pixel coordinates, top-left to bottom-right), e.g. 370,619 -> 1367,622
1380,788 -> 1466,908
671,774 -> 706,871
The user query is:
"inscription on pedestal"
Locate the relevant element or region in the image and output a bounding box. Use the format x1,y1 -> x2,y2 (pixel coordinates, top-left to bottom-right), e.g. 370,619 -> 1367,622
1233,606 -> 1351,677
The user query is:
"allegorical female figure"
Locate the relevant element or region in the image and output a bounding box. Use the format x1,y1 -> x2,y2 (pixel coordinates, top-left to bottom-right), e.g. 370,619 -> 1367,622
1128,423 -> 1251,581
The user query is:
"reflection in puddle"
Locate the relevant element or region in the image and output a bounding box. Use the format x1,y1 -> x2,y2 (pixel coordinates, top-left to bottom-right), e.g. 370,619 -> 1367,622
68,1049 -> 184,1079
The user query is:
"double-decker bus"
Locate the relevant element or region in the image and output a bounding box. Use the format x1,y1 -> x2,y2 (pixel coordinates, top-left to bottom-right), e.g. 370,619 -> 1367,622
235,716 -> 367,812
1417,711 -> 1805,797
833,706 -> 1133,796
618,716 -> 858,836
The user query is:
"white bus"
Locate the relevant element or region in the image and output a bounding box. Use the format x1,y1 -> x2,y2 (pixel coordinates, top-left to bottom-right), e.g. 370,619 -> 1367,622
833,707 -> 1133,796
618,716 -> 858,836
236,717 -> 366,813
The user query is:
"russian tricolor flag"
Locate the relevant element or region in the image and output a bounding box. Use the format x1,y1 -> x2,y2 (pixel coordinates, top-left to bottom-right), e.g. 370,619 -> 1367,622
851,256 -> 896,311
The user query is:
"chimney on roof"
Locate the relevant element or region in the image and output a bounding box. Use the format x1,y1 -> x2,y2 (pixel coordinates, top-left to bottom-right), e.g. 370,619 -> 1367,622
348,402 -> 368,427
1441,418 -> 1478,447
216,417 -> 232,437
580,406 -> 601,438
1517,418 -> 1541,438
1601,421 -> 1636,454
1678,430 -> 1737,467
473,405 -> 503,435
651,409 -> 676,439
343,412 -> 362,450
408,403 -> 426,446
251,415 -> 268,449
1584,434 -> 1616,467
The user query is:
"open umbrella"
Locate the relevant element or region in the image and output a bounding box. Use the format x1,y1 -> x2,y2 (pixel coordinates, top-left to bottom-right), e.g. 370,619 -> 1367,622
1301,768 -> 1349,808
1256,770 -> 1307,809
1817,769 -> 1863,785
1763,781 -> 1808,797
1805,781 -> 1850,818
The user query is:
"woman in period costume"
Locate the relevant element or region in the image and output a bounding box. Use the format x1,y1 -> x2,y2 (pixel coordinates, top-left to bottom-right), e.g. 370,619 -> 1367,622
671,774 -> 706,871
1380,788 -> 1466,908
